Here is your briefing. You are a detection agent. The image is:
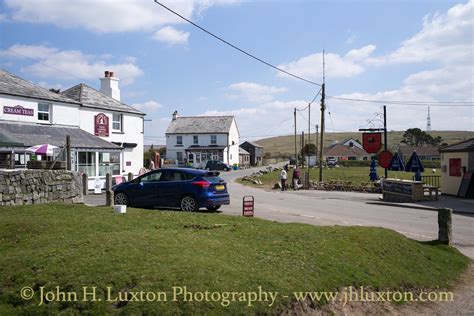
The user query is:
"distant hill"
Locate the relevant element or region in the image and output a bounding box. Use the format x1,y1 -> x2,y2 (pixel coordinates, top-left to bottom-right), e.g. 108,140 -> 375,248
255,131 -> 474,157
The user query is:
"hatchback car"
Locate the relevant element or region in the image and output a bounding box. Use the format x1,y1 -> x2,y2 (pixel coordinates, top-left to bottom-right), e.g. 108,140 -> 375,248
112,168 -> 230,212
205,160 -> 232,171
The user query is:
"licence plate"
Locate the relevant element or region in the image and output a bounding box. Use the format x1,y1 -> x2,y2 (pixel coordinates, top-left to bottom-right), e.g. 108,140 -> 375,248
215,185 -> 225,191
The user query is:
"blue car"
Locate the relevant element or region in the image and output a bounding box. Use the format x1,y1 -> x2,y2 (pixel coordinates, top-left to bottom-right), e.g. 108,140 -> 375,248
112,168 -> 230,212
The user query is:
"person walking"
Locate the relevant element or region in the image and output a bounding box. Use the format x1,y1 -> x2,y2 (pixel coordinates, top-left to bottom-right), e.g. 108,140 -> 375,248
280,166 -> 288,191
148,159 -> 155,170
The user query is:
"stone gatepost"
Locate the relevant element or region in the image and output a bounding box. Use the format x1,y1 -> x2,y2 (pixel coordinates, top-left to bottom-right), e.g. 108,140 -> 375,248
438,208 -> 453,245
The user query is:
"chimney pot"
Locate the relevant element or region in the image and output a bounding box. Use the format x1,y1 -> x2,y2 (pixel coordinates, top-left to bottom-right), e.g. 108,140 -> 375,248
104,70 -> 109,77
172,111 -> 178,121
109,71 -> 114,77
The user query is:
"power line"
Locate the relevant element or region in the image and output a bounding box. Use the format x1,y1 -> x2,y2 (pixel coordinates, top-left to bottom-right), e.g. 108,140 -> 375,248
327,96 -> 474,106
3,47 -> 96,86
153,1 -> 322,87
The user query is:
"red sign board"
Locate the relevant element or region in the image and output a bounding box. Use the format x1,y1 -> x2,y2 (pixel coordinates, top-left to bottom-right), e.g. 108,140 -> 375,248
362,132 -> 382,153
94,113 -> 109,137
379,150 -> 393,169
242,196 -> 254,217
4,105 -> 34,116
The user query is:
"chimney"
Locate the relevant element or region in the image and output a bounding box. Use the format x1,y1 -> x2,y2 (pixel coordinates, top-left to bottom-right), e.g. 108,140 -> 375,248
100,70 -> 121,101
172,111 -> 178,121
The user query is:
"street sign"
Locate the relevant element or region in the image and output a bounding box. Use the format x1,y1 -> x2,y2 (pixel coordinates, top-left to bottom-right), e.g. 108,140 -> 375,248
242,196 -> 254,217
379,150 -> 393,169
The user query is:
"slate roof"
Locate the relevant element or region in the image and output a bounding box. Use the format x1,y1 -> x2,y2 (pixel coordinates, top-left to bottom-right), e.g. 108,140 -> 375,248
0,121 -> 121,150
398,146 -> 440,157
239,147 -> 250,155
323,144 -> 370,157
61,84 -> 144,115
0,69 -> 80,105
241,141 -> 263,148
439,138 -> 474,153
166,116 -> 234,134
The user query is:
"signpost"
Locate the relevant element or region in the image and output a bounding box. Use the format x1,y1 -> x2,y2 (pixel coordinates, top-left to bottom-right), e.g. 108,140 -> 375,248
242,196 -> 254,217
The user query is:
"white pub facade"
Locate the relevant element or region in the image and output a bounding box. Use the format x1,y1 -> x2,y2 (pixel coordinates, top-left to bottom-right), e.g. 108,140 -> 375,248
0,69 -> 145,188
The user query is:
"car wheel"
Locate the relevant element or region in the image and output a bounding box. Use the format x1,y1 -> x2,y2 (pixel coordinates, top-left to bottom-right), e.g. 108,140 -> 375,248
114,192 -> 128,206
206,205 -> 221,211
180,195 -> 199,212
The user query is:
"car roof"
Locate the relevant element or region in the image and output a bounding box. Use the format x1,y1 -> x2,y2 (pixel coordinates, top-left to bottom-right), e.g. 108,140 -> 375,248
157,167 -> 206,175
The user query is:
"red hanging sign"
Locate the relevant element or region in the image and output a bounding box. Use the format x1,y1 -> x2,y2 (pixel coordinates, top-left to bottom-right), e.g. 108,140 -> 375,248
94,113 -> 109,137
362,132 -> 382,153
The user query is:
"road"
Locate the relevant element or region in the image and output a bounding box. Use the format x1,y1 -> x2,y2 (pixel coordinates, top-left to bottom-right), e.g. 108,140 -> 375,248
219,166 -> 474,259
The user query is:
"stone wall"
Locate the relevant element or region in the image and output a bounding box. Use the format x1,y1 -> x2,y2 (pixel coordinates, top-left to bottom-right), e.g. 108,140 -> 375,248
0,169 -> 83,206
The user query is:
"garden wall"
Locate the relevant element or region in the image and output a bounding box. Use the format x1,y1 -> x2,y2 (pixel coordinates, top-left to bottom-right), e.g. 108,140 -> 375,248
0,170 -> 83,206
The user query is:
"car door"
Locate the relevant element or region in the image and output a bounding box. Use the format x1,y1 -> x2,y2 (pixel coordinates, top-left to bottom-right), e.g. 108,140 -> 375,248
157,170 -> 184,207
130,170 -> 162,207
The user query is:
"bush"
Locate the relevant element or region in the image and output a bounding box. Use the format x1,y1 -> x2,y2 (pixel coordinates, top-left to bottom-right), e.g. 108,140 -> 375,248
338,160 -> 372,167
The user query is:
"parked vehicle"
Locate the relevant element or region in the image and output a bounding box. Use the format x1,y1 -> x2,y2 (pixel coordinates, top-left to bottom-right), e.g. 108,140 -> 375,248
205,160 -> 232,171
112,168 -> 230,212
327,158 -> 337,167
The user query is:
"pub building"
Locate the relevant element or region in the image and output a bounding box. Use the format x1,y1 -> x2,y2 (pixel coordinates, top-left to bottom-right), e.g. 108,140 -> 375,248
0,69 -> 145,189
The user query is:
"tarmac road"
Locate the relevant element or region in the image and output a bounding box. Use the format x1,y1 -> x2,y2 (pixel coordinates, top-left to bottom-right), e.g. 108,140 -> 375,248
219,166 -> 474,259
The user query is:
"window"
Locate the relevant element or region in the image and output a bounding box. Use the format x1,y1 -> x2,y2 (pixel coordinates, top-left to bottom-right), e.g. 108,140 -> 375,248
176,152 -> 183,162
99,152 -> 120,176
113,113 -> 122,131
193,135 -> 199,145
78,152 -> 96,176
211,135 -> 217,145
141,171 -> 162,183
177,136 -> 183,145
38,103 -> 50,122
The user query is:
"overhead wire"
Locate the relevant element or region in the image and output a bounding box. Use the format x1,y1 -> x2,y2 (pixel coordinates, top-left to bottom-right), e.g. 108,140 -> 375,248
327,96 -> 474,106
153,0 -> 322,87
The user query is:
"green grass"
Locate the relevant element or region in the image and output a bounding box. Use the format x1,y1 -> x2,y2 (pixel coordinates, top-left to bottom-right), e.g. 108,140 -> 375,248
238,167 -> 441,189
0,203 -> 468,315
257,130 -> 474,157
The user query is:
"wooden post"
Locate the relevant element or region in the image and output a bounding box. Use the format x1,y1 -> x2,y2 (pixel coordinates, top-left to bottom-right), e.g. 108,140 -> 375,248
66,135 -> 71,171
82,173 -> 88,195
438,208 -> 452,245
10,150 -> 15,169
127,172 -> 133,182
105,173 -> 114,206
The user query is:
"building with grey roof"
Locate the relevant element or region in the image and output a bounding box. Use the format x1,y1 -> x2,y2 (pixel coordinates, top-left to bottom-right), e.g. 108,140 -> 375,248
240,141 -> 264,166
0,69 -> 146,189
165,111 -> 240,168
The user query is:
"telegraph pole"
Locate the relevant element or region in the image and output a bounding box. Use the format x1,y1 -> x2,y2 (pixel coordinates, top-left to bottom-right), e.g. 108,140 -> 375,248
318,50 -> 326,182
301,131 -> 305,167
294,108 -> 298,166
383,105 -> 388,178
315,125 -> 319,156
308,103 -> 311,173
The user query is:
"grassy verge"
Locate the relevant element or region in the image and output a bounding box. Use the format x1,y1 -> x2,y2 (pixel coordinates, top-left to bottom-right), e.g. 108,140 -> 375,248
238,167 -> 441,189
0,203 -> 468,314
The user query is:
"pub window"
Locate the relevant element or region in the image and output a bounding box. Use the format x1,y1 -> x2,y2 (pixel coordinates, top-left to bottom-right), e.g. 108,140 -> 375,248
177,152 -> 183,162
99,152 -> 120,176
78,152 -> 96,176
177,136 -> 183,145
113,113 -> 122,131
211,135 -> 217,145
38,103 -> 50,122
193,135 -> 199,145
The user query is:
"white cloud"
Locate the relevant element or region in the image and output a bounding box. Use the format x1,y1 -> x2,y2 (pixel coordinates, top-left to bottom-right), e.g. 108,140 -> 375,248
227,82 -> 287,103
153,26 -> 190,45
4,0 -> 239,33
278,45 -> 376,80
131,101 -> 163,113
1,44 -> 143,85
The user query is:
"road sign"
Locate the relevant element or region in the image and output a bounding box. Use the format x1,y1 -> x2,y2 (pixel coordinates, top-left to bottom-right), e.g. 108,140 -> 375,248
379,150 -> 393,169
242,196 -> 254,217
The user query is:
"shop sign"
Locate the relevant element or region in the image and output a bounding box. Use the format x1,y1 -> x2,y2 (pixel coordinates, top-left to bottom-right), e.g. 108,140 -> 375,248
94,113 -> 109,137
362,132 -> 382,153
3,105 -> 34,116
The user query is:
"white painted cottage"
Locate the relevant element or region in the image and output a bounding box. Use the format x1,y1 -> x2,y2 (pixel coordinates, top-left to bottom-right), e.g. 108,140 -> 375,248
0,69 -> 145,188
165,111 -> 240,168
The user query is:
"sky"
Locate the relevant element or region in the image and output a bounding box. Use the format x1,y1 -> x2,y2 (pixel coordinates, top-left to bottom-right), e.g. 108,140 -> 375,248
0,0 -> 473,145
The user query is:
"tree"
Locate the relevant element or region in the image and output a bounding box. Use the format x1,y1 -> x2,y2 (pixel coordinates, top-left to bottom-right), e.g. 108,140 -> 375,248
302,143 -> 317,155
401,128 -> 443,147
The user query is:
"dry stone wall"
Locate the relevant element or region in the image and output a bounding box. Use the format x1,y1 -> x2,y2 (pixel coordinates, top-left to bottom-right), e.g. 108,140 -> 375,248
0,170 -> 83,206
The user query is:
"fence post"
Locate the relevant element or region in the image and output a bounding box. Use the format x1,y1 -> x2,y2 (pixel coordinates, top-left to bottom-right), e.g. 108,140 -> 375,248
438,208 -> 452,245
127,172 -> 133,182
82,173 -> 88,195
105,173 -> 114,206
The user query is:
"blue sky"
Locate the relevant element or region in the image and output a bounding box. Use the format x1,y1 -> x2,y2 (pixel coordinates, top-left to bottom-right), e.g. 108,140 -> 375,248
1,0 -> 472,144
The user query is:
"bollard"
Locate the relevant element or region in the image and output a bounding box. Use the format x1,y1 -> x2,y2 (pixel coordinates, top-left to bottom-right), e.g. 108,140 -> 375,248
128,172 -> 133,182
105,173 -> 114,206
82,173 -> 88,196
438,208 -> 452,245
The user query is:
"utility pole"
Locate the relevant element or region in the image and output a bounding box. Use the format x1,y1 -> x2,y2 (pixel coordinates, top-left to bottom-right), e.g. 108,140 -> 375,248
315,125 -> 319,156
301,131 -> 305,168
308,103 -> 311,173
318,50 -> 326,182
294,108 -> 298,166
383,105 -> 388,178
